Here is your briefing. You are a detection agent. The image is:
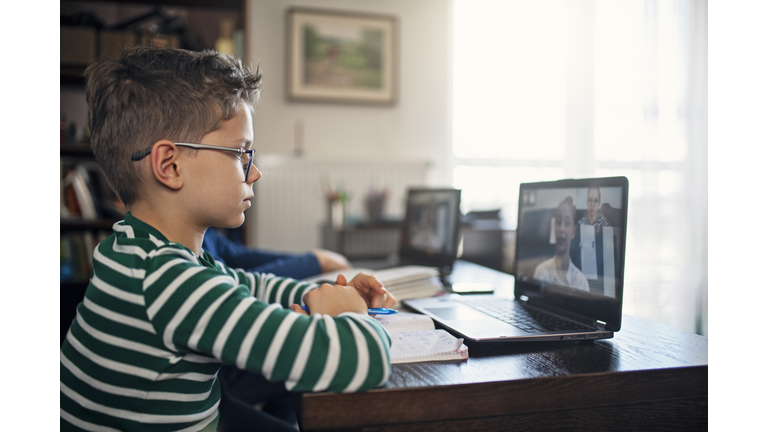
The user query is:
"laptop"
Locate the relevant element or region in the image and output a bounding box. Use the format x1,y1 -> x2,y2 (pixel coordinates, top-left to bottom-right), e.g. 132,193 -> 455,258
346,188 -> 462,271
404,176 -> 629,342
396,188 -> 463,272
308,188 -> 462,284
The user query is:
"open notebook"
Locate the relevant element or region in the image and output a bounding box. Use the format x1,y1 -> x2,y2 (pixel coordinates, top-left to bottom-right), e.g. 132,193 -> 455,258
375,312 -> 468,364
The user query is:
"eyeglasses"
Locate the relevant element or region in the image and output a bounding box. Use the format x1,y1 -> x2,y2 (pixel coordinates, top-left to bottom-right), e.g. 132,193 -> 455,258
131,143 -> 255,181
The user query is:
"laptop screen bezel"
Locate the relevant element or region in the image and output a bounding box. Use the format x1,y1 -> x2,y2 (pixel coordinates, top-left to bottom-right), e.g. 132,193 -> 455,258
398,188 -> 462,271
513,177 -> 629,331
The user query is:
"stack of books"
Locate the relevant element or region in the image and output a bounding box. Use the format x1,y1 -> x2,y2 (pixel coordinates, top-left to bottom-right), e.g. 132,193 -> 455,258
367,266 -> 443,308
304,265 -> 444,308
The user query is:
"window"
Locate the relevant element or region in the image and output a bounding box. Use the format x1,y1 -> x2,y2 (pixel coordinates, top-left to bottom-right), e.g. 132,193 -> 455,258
452,0 -> 707,335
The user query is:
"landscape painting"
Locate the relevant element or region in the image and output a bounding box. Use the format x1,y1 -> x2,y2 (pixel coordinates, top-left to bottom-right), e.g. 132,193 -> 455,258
287,8 -> 397,104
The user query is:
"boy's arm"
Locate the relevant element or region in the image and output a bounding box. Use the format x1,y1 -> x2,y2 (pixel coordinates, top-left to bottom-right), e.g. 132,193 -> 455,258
244,254 -> 322,279
204,230 -> 305,271
203,230 -> 353,278
144,249 -> 391,393
210,256 -> 316,307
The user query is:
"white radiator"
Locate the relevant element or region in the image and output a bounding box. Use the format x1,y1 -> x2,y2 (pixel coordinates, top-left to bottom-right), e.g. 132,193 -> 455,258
251,155 -> 427,252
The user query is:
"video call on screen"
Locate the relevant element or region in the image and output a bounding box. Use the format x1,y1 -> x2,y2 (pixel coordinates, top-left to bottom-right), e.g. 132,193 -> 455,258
406,191 -> 459,255
516,186 -> 624,298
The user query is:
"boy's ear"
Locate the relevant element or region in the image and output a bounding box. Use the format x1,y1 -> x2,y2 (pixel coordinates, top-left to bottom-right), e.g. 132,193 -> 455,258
149,140 -> 184,190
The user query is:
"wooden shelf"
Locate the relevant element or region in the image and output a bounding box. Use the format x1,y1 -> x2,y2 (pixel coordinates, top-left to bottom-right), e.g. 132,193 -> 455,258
61,281 -> 89,345
61,218 -> 121,231
61,281 -> 90,290
64,0 -> 243,10
61,66 -> 87,86
61,145 -> 95,157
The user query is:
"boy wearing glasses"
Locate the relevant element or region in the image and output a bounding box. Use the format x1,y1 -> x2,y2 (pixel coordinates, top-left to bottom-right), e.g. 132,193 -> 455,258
60,46 -> 395,432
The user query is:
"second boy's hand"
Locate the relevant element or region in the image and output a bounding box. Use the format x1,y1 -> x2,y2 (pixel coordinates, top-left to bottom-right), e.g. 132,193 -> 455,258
343,273 -> 397,310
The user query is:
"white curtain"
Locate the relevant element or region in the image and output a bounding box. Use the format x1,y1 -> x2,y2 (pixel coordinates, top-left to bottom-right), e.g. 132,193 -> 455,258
452,0 -> 707,335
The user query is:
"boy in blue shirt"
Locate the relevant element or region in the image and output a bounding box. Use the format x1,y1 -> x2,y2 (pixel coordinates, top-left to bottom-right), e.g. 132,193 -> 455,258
203,228 -> 351,279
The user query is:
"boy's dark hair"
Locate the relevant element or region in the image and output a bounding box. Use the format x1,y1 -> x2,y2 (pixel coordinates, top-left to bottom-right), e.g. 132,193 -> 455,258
587,187 -> 601,202
559,196 -> 576,222
85,45 -> 262,206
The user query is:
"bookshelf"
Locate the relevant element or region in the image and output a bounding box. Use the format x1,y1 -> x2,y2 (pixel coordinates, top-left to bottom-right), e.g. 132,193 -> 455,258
60,0 -> 247,344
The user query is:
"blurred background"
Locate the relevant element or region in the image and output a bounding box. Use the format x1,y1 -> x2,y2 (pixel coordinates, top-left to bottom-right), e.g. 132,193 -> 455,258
59,0 -> 707,336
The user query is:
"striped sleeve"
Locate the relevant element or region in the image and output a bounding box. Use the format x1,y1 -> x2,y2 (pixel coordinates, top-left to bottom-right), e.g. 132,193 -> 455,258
144,246 -> 392,393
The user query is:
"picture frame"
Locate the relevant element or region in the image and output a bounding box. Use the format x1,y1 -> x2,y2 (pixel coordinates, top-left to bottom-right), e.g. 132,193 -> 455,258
286,7 -> 397,105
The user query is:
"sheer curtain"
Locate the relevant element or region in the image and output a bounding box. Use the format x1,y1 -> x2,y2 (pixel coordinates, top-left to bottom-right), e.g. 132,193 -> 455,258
452,0 -> 707,335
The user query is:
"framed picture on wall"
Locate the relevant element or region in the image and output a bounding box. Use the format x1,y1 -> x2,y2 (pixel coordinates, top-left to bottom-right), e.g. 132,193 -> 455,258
287,8 -> 397,105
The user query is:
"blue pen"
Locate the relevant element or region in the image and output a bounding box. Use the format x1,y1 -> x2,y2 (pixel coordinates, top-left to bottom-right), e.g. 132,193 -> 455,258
367,308 -> 399,315
300,305 -> 398,315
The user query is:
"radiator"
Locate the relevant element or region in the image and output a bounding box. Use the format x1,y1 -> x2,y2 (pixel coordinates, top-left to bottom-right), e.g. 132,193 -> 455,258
251,155 -> 427,252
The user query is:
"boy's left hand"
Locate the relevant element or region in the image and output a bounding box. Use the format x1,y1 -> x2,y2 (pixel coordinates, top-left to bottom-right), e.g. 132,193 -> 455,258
339,273 -> 397,309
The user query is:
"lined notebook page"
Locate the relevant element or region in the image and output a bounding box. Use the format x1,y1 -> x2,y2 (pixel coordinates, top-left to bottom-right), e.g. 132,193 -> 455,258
388,330 -> 469,364
376,312 -> 469,364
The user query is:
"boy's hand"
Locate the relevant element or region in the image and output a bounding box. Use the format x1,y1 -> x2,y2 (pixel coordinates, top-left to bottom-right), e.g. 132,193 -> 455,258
311,249 -> 352,272
300,280 -> 368,316
289,304 -> 309,316
344,273 -> 397,309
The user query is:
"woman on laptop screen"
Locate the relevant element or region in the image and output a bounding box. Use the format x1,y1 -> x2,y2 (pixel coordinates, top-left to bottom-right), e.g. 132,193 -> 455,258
533,196 -> 590,291
579,187 -> 611,230
409,198 -> 444,253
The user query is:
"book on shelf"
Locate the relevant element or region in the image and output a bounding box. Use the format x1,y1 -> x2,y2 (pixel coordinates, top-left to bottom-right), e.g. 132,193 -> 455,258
375,312 -> 468,364
61,160 -> 127,220
61,230 -> 110,282
304,265 -> 444,308
64,164 -> 98,219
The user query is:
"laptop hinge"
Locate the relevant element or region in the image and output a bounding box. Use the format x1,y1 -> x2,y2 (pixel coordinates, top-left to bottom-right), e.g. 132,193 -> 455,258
523,299 -> 597,327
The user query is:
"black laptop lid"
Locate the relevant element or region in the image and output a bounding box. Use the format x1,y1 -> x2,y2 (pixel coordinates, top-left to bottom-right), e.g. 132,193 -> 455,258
514,177 -> 629,331
398,188 -> 462,271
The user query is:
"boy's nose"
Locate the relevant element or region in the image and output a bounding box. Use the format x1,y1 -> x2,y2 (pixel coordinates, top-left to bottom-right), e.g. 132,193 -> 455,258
247,165 -> 262,184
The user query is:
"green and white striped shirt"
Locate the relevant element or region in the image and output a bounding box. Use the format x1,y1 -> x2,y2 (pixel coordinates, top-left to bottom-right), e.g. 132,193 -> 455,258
60,213 -> 391,431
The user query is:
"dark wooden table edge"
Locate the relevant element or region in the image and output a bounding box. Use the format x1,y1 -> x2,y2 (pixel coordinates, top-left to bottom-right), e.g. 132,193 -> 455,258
301,364 -> 707,430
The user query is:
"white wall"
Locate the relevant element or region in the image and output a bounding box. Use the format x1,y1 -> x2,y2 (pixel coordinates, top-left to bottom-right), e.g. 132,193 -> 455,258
245,0 -> 452,246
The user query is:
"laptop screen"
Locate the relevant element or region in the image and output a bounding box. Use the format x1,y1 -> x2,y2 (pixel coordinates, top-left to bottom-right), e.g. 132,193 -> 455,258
399,188 -> 462,271
514,177 -> 628,330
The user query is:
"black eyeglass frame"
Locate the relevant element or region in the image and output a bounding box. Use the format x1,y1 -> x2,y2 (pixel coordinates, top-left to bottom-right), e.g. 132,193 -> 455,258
131,143 -> 255,181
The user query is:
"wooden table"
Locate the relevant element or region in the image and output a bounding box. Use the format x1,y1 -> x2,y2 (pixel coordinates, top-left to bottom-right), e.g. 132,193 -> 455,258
299,264 -> 708,431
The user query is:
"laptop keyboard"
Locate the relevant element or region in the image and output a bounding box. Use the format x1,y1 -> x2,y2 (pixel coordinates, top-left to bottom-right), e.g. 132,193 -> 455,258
461,297 -> 593,333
